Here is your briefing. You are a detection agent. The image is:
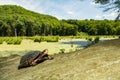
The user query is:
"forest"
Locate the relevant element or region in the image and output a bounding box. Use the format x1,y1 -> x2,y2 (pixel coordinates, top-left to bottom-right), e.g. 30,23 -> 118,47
0,5 -> 120,36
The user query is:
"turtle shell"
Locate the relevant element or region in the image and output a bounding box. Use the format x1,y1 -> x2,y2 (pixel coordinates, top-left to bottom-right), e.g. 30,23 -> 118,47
18,50 -> 42,69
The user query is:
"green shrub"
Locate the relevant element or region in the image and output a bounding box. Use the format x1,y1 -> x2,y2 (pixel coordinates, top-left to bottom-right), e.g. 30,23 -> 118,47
33,36 -> 60,42
13,38 -> 22,44
45,36 -> 59,42
0,38 -> 4,44
5,38 -> 14,44
59,49 -> 65,54
94,37 -> 100,43
118,36 -> 120,39
5,38 -> 22,45
33,36 -> 45,42
77,32 -> 88,36
85,36 -> 100,48
71,44 -> 73,47
86,37 -> 93,42
34,38 -> 41,42
33,37 -> 41,42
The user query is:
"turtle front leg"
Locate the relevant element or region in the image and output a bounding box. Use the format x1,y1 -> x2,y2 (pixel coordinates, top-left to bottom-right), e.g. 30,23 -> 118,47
31,59 -> 38,66
47,55 -> 54,60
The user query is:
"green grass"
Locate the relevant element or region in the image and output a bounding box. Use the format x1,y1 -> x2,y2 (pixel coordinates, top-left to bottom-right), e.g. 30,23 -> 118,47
0,39 -> 79,57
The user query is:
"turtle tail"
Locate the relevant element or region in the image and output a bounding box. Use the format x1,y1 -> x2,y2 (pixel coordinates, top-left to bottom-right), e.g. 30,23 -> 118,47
18,63 -> 27,69
18,64 -> 23,70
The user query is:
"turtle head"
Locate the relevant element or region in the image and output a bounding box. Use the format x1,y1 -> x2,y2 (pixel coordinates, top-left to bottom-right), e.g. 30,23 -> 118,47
42,49 -> 48,54
42,49 -> 54,60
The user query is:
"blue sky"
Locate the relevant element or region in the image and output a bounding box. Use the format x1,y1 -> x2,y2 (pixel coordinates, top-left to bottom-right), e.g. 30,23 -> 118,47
0,0 -> 116,20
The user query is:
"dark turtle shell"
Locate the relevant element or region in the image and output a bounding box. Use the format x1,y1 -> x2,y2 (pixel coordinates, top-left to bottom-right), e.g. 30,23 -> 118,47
18,50 -> 42,69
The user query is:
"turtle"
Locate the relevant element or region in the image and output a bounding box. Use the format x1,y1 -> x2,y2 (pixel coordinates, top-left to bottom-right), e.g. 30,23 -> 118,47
18,49 -> 53,69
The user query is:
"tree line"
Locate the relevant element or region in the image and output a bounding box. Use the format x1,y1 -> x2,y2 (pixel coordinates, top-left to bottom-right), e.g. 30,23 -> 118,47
63,19 -> 120,35
0,5 -> 120,36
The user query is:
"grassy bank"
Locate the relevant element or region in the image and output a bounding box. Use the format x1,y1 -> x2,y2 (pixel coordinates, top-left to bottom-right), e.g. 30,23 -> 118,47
0,39 -> 120,80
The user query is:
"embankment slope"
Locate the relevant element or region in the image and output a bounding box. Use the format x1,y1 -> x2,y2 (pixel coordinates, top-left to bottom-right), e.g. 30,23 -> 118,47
0,39 -> 120,80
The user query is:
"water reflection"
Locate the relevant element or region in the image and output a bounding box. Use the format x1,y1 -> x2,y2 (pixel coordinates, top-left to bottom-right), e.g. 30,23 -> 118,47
60,39 -> 91,48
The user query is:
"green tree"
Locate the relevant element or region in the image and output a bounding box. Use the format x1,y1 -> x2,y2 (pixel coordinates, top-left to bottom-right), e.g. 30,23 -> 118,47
15,20 -> 26,36
116,26 -> 120,35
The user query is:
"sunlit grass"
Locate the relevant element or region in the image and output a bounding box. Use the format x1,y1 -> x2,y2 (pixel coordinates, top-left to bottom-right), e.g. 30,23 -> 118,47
0,39 -> 79,57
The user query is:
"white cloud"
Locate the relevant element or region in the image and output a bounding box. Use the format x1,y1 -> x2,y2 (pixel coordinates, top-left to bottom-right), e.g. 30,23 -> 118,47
95,12 -> 117,19
67,11 -> 74,15
90,1 -> 96,5
0,0 -> 16,5
105,12 -> 117,17
0,0 -> 45,13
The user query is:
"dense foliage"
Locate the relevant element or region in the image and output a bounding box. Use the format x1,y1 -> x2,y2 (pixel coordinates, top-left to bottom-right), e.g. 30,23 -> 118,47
0,5 -> 120,36
63,19 -> 120,35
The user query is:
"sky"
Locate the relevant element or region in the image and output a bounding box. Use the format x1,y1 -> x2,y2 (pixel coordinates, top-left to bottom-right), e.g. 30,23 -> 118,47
0,0 -> 117,20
